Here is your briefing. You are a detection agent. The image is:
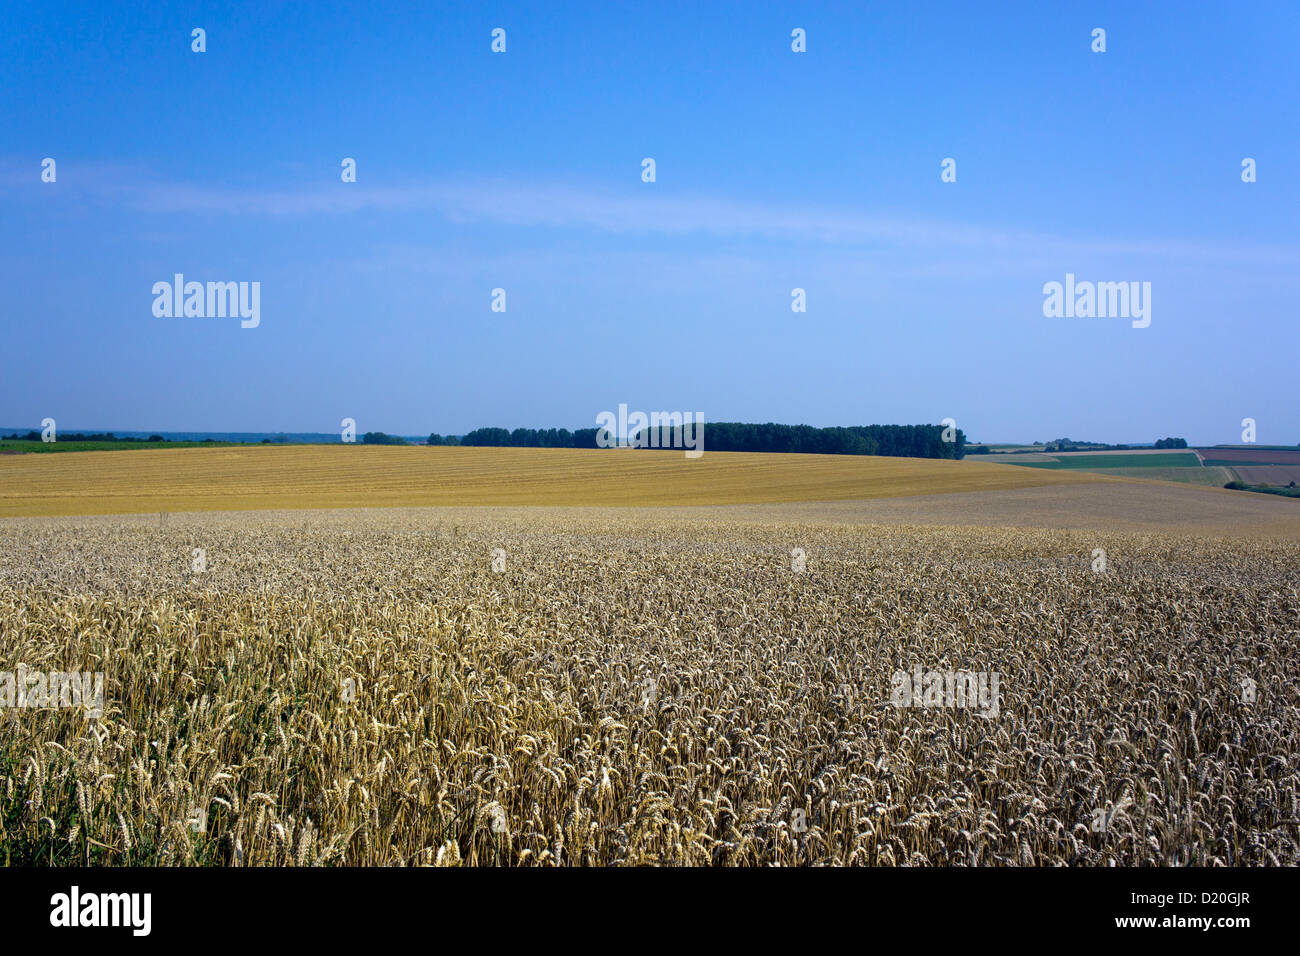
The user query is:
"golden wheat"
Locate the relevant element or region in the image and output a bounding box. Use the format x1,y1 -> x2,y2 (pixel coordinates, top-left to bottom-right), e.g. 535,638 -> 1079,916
1,507 -> 1297,865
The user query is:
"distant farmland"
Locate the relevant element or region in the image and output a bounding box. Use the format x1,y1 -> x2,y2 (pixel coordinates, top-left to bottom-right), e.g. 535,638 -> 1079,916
1079,465 -> 1236,486
1199,447 -> 1300,467
1230,466 -> 1300,486
996,451 -> 1202,470
0,439 -> 241,453
0,445 -> 1101,518
979,445 -> 1300,493
974,449 -> 1233,489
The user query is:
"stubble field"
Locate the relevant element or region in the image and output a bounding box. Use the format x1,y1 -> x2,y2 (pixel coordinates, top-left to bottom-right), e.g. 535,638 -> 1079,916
0,444 -> 1097,517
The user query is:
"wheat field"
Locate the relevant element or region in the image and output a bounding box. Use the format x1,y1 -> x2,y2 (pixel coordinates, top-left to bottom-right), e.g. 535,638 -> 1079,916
2,506 -> 1297,866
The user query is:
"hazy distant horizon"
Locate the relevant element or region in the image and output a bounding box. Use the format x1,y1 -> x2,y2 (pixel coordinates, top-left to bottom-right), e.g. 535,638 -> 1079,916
5,423 -> 1284,449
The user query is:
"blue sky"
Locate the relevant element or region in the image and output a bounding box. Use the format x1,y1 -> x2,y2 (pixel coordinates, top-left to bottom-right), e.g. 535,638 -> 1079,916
2,0 -> 1297,444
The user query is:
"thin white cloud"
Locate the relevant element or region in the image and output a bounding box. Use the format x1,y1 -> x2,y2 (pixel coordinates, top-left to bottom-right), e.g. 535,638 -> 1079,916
6,159 -> 1299,265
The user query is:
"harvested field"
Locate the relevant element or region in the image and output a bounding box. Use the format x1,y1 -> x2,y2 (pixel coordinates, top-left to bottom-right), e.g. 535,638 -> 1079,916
2,506 -> 1298,866
0,445 -> 1100,518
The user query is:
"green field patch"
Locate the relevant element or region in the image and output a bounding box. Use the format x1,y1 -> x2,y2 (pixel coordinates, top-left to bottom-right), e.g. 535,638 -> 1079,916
1013,452 -> 1202,470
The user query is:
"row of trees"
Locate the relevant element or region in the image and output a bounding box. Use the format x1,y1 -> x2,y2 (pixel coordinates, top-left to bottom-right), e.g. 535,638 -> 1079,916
429,422 -> 966,458
625,422 -> 966,458
2,431 -> 166,442
451,427 -> 602,448
1035,437 -> 1189,452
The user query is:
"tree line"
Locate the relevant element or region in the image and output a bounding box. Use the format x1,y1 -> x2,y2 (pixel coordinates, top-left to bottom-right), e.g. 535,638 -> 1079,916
427,422 -> 966,458
968,436 -> 1191,453
2,431 -> 168,442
